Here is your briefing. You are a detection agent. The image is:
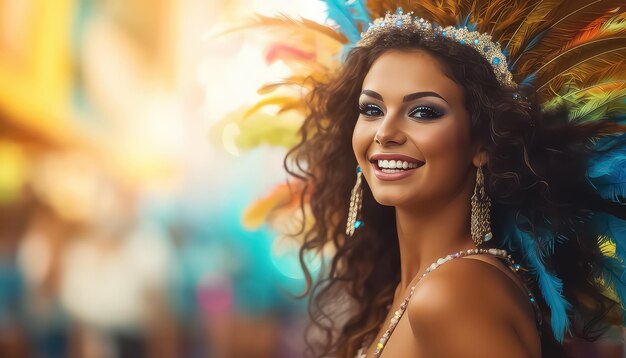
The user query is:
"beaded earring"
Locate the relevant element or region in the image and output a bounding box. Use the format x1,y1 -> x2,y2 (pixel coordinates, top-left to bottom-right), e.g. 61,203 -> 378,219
471,165 -> 493,246
346,166 -> 363,236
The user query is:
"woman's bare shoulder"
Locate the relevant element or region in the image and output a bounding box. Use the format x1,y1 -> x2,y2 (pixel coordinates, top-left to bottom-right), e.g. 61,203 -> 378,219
406,257 -> 540,358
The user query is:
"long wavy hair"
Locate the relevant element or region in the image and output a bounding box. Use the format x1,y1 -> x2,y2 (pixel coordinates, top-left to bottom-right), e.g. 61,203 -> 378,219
285,28 -> 626,358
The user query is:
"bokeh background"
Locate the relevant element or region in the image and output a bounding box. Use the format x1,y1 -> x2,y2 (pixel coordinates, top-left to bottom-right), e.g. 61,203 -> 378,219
3,1 -> 626,358
0,0 -> 327,357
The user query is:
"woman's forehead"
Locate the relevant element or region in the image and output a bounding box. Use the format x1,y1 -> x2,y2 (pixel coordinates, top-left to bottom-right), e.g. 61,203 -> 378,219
362,50 -> 460,100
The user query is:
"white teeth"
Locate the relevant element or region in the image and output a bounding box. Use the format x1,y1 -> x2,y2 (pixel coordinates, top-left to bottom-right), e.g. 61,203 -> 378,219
376,159 -> 422,169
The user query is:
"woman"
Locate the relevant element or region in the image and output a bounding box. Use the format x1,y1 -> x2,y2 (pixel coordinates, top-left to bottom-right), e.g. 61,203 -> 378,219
231,1 -> 626,357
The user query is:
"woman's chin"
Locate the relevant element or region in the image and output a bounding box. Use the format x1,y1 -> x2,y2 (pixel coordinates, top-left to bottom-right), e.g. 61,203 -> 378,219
371,193 -> 416,208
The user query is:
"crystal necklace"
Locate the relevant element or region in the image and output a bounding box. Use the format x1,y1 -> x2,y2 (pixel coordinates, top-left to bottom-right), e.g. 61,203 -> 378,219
355,247 -> 540,358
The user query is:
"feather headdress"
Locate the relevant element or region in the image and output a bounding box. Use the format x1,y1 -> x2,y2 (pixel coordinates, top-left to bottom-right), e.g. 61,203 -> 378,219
218,0 -> 626,343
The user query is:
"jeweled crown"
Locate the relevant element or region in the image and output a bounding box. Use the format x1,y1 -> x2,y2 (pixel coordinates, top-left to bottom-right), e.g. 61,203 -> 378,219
357,8 -> 516,88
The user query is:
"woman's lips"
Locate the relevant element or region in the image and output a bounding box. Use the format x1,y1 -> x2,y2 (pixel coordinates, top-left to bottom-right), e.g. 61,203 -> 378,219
368,154 -> 425,181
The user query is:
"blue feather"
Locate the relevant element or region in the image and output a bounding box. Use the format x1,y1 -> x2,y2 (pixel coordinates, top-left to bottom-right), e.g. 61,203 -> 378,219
347,0 -> 371,25
520,72 -> 537,88
460,14 -> 471,28
320,0 -> 369,43
338,43 -> 356,63
591,213 -> 626,258
524,29 -> 546,53
607,215 -> 626,258
510,29 -> 547,70
587,133 -> 626,202
459,14 -> 477,31
504,214 -> 572,342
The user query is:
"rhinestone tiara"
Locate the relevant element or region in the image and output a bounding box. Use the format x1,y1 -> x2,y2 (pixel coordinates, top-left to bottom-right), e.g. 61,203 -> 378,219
357,8 -> 516,88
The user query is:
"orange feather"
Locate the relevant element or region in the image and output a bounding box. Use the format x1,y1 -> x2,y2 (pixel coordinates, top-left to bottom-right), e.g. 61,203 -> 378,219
562,11 -> 626,51
221,13 -> 348,44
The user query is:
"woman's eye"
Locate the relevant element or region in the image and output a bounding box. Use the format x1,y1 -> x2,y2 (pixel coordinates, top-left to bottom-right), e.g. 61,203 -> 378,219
358,103 -> 384,117
408,106 -> 443,119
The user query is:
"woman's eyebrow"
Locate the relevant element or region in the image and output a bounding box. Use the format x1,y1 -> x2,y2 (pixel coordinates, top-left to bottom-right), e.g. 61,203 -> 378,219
403,91 -> 449,104
360,89 -> 449,104
361,89 -> 383,101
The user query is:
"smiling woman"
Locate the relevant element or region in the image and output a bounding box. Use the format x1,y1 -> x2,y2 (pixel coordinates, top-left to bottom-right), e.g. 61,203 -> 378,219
354,50 -> 475,210
262,2 -> 626,358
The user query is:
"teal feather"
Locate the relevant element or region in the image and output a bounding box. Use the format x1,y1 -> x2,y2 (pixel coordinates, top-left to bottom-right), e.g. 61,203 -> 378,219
592,211 -> 626,266
587,133 -> 626,202
503,47 -> 510,58
321,0 -> 369,43
520,72 -> 537,88
504,214 -> 572,342
510,29 -> 547,71
347,0 -> 371,26
519,73 -> 537,87
460,15 -> 477,31
461,14 -> 471,28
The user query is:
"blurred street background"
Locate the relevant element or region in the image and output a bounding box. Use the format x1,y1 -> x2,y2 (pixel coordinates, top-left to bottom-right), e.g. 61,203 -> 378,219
0,0 -> 325,357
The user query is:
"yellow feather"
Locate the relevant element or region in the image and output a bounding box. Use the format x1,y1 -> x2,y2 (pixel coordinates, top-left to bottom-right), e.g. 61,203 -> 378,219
439,0 -> 462,19
243,96 -> 304,119
543,80 -> 625,113
568,59 -> 626,88
601,9 -> 626,32
544,80 -> 626,121
538,52 -> 626,98
535,40 -> 626,93
493,3 -> 534,37
475,0 -> 528,34
505,0 -> 563,60
243,181 -> 307,230
412,1 -> 458,26
568,81 -> 626,121
516,0 -> 618,76
235,111 -> 303,149
366,0 -> 402,18
257,76 -> 313,95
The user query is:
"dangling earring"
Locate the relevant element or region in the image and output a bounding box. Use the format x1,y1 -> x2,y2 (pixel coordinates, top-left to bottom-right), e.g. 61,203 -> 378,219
346,166 -> 363,237
471,165 -> 493,246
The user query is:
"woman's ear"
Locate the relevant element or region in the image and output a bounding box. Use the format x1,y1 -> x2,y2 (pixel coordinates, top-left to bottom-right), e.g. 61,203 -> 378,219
472,146 -> 489,167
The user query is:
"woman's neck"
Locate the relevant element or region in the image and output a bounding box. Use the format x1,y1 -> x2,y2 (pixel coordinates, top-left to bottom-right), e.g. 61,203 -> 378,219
394,183 -> 476,297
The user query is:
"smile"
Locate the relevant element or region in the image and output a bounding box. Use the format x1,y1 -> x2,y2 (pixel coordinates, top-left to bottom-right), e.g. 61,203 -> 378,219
369,154 -> 425,180
377,159 -> 421,172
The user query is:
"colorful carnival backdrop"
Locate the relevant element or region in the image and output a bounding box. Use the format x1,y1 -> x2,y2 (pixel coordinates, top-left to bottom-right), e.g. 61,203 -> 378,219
0,0 -> 326,357
2,1 -> 625,358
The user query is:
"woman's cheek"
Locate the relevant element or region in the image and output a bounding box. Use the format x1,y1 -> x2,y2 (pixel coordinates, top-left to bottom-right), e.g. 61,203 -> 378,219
352,120 -> 372,161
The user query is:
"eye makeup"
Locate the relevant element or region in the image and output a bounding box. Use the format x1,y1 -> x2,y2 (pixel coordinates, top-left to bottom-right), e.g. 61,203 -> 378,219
408,105 -> 444,119
358,101 -> 444,120
358,102 -> 384,117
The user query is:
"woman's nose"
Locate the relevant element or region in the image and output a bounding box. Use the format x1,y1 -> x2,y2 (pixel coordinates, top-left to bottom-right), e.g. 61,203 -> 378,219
374,113 -> 407,146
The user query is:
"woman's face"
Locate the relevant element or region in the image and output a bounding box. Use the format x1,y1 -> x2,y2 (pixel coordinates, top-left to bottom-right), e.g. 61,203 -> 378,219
352,49 -> 483,209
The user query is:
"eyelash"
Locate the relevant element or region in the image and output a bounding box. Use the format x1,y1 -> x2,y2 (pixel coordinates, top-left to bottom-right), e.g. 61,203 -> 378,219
358,103 -> 443,119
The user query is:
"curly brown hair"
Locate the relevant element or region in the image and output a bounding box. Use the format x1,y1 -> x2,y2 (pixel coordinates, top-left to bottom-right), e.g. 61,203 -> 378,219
285,28 -> 626,358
